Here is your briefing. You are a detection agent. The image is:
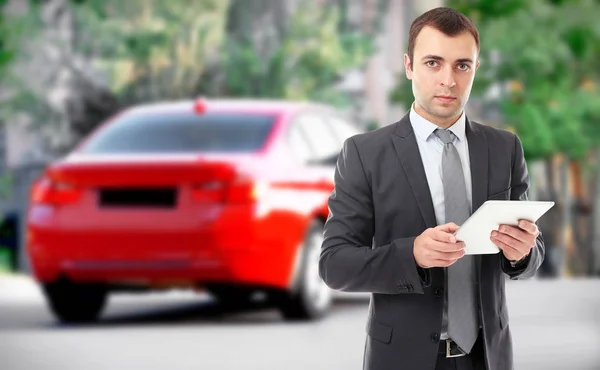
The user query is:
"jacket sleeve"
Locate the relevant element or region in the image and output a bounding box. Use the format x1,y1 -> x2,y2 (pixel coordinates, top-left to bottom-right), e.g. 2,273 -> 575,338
500,134 -> 546,279
318,137 -> 426,294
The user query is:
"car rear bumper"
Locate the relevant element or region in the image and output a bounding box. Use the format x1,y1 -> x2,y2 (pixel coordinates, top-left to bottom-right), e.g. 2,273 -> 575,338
26,205 -> 303,290
28,231 -> 294,290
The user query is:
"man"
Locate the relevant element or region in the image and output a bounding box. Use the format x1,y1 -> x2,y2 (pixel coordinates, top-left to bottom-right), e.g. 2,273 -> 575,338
319,7 -> 544,370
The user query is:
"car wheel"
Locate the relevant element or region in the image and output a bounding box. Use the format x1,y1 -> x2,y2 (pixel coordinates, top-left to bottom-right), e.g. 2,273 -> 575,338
277,220 -> 333,321
42,279 -> 108,324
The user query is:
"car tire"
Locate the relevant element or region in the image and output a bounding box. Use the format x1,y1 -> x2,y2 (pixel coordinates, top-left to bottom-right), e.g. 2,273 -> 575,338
277,219 -> 332,321
42,279 -> 108,324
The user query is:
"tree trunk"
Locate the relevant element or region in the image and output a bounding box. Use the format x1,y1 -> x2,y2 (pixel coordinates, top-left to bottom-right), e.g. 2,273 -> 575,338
560,156 -> 574,275
591,149 -> 600,275
570,159 -> 594,275
536,155 -> 563,277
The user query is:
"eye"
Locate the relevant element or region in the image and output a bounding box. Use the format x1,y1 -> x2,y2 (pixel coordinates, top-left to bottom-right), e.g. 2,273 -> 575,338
426,60 -> 439,67
457,64 -> 470,71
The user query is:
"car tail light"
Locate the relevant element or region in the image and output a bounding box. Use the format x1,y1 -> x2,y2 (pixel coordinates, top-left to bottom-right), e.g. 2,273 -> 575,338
30,177 -> 82,206
191,175 -> 267,205
191,181 -> 226,203
226,175 -> 266,204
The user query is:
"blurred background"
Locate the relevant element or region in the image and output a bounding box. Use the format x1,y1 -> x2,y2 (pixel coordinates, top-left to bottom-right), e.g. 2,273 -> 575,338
0,0 -> 599,369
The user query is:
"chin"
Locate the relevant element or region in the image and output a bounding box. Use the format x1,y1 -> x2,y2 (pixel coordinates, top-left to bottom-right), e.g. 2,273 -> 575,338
435,103 -> 462,116
431,108 -> 459,119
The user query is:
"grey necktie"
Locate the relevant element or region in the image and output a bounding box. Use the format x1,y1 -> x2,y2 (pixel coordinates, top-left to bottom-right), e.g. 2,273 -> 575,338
434,128 -> 479,354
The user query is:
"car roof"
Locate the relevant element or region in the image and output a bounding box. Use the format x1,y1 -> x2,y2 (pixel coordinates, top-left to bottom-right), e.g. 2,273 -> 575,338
124,98 -> 331,116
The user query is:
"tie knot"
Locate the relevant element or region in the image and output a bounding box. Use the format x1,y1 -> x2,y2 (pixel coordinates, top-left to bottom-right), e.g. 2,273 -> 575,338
434,129 -> 455,145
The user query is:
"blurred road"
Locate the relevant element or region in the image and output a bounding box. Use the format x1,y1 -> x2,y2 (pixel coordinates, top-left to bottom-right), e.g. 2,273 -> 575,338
1,276 -> 599,370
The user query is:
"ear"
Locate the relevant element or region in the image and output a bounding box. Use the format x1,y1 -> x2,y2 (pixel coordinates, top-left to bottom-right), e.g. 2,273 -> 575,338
404,54 -> 413,79
475,59 -> 481,71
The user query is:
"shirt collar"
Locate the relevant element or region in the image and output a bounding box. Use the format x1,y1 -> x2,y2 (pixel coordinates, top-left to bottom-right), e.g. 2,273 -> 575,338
409,102 -> 466,142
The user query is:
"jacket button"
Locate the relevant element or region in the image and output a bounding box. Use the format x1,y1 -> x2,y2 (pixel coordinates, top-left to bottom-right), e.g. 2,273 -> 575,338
434,288 -> 444,298
430,332 -> 439,343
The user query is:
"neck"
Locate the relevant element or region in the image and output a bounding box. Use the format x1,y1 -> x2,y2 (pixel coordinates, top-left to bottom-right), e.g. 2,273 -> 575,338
413,102 -> 462,129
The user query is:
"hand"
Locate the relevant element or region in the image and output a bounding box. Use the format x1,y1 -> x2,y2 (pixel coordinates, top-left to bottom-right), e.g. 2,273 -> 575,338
414,223 -> 466,268
490,219 -> 539,262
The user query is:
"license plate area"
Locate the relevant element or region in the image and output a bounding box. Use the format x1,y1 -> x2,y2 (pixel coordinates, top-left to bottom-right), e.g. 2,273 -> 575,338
98,187 -> 177,208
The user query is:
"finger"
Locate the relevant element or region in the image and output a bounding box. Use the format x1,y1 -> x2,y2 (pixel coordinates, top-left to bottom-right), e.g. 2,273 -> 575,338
436,222 -> 460,234
422,258 -> 459,268
517,219 -> 539,235
491,229 -> 529,252
490,236 -> 521,260
431,229 -> 458,243
497,225 -> 529,244
428,248 -> 465,261
428,240 -> 466,253
429,258 -> 460,268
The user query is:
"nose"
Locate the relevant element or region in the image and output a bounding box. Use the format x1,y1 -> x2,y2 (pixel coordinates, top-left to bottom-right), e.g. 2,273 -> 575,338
440,66 -> 456,88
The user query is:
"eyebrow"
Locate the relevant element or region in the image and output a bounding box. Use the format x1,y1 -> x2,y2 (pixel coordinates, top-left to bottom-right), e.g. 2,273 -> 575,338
421,55 -> 474,64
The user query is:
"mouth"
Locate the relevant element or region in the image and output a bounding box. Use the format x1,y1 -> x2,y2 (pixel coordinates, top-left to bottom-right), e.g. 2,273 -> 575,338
435,96 -> 456,103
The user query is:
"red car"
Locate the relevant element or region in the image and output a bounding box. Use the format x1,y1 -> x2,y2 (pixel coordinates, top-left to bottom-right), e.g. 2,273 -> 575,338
26,98 -> 364,323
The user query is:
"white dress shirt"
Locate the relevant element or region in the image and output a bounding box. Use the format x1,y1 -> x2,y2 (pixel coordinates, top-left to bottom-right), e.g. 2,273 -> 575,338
410,103 -> 474,341
409,103 -> 473,226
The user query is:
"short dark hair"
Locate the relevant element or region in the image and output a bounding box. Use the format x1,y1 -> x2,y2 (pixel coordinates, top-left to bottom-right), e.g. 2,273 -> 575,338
407,7 -> 480,69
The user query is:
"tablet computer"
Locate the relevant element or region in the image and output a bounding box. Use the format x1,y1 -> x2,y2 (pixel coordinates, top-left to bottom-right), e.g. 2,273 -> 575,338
454,200 -> 555,255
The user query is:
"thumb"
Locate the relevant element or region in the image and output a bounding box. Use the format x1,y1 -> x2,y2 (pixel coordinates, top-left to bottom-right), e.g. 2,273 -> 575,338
437,222 -> 460,234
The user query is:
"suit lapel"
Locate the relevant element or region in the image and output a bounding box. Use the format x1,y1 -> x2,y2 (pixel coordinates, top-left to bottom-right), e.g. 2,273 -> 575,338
391,113 -> 437,228
390,114 -> 489,231
466,117 -> 488,214
465,117 -> 488,275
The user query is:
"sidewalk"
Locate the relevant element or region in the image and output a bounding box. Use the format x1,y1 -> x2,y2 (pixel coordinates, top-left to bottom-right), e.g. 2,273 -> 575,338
0,273 -> 207,304
0,272 -> 43,303
0,272 -> 369,305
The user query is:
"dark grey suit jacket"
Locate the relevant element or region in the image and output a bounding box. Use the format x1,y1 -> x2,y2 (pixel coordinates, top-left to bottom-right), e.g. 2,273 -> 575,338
319,112 -> 545,370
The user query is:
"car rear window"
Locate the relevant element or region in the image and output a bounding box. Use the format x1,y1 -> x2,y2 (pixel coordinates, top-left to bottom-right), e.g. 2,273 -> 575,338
79,112 -> 276,154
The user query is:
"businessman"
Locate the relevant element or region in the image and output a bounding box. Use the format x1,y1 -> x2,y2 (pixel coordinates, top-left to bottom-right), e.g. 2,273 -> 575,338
319,7 -> 544,370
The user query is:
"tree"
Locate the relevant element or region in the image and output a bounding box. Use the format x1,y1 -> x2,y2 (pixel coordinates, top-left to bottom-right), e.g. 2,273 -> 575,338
2,0 -> 379,153
1,0 -> 231,152
0,0 -> 13,80
198,0 -> 375,107
466,0 -> 600,276
390,0 -> 600,275
67,0 -> 231,131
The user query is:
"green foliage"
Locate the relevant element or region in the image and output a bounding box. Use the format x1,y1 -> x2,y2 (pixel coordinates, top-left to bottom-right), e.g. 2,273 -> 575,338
501,101 -> 554,160
1,0 -> 377,150
388,74 -> 412,110
483,0 -> 600,158
391,0 -> 600,160
0,172 -> 14,199
449,0 -> 528,22
69,0 -> 230,102
69,0 -> 371,107
206,1 -> 373,107
0,1 -> 48,119
579,88 -> 600,140
0,0 -> 17,80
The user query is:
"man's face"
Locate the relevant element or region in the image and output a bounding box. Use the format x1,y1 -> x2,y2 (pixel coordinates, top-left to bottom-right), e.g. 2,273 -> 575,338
404,26 -> 479,126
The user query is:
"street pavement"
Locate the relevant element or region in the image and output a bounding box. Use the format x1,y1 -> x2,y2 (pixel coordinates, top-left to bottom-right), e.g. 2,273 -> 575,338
0,275 -> 599,370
